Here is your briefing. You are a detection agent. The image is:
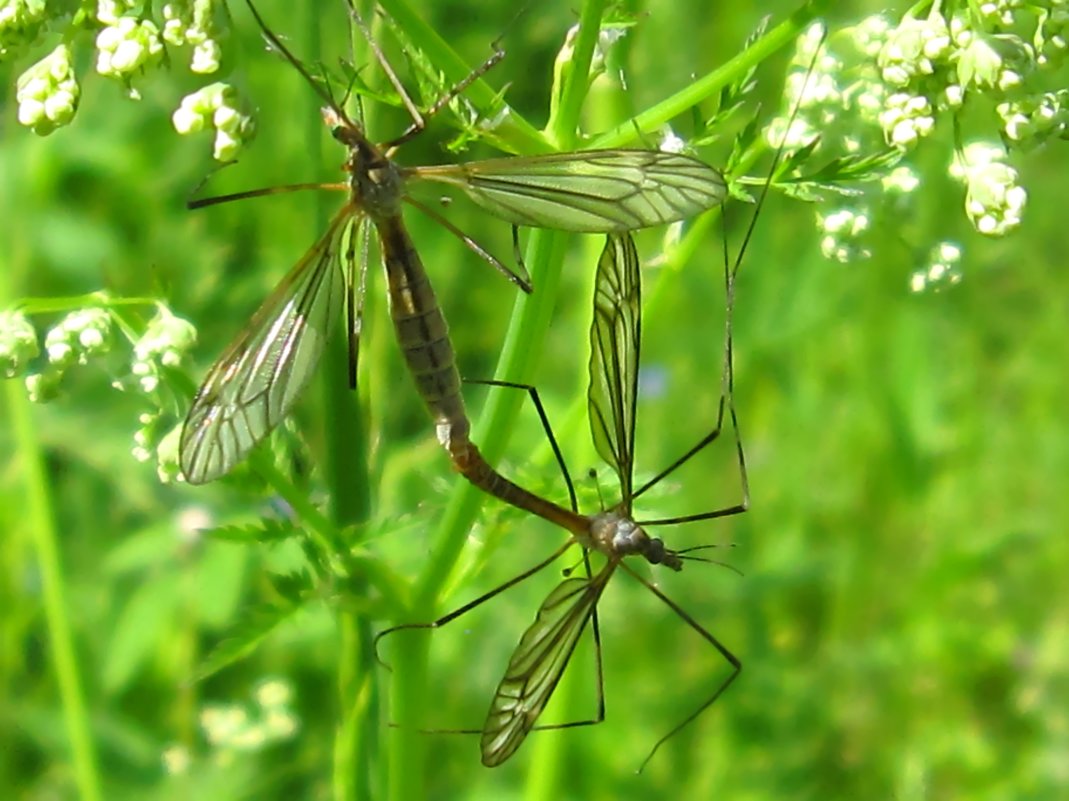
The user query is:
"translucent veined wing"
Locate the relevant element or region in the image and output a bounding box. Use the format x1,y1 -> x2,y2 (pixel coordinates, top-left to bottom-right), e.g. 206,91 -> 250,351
180,207 -> 357,484
587,233 -> 641,505
481,568 -> 613,767
345,218 -> 371,388
410,150 -> 726,233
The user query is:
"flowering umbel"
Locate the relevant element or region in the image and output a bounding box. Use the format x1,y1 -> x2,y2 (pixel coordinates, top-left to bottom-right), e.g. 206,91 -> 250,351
6,0 -> 251,160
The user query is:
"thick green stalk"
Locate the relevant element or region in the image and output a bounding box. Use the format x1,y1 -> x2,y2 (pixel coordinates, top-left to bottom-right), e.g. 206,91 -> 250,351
4,387 -> 102,801
377,0 -> 549,154
286,5 -> 375,800
547,0 -> 607,147
1,111 -> 101,800
590,0 -> 831,148
386,2 -> 607,797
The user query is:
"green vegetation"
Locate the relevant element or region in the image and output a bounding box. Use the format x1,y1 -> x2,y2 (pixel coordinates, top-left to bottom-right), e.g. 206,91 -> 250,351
2,1 -> 1066,799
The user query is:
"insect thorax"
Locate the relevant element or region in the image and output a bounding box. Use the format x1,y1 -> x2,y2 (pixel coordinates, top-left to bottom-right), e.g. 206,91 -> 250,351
589,511 -> 680,570
350,145 -> 404,219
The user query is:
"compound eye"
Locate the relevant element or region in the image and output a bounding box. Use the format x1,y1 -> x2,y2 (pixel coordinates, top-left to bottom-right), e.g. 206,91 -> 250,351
647,538 -> 666,564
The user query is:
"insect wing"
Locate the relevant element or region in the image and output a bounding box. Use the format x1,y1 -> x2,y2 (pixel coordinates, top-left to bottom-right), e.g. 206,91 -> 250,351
412,150 -> 726,233
346,218 -> 372,387
481,571 -> 610,767
180,208 -> 355,484
587,233 -> 641,503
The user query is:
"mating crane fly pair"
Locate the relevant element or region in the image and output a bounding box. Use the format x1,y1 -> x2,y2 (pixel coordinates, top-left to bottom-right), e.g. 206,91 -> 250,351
178,0 -> 793,772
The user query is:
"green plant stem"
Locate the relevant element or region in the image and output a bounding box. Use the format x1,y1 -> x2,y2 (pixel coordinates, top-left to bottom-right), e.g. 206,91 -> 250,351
377,0 -> 549,153
4,391 -> 102,801
547,0 -> 607,148
590,0 -> 830,148
383,226 -> 571,801
290,5 -> 375,800
385,1 -> 608,795
1,105 -> 102,801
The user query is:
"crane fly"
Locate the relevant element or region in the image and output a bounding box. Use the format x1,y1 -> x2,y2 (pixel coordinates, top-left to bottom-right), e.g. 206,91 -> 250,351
375,229 -> 748,769
179,0 -> 727,485
483,230 -> 751,769
375,38 -> 822,767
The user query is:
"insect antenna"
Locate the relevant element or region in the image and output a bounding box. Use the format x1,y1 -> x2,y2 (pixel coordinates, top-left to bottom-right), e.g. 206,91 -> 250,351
243,0 -> 353,123
342,0 -> 506,151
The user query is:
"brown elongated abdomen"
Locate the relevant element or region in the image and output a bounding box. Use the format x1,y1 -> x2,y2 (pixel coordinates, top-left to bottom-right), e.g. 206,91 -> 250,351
378,215 -> 471,448
377,216 -> 589,539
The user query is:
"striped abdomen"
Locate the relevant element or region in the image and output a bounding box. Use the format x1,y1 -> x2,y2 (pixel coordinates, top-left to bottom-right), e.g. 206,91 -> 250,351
378,215 -> 471,451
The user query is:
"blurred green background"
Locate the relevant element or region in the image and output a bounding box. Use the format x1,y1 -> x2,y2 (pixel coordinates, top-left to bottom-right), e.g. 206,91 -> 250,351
2,1 -> 1067,799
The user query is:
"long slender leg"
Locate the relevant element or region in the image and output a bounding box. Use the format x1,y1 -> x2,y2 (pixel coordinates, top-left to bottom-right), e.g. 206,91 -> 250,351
373,540 -> 575,669
617,559 -> 741,773
403,197 -> 532,292
630,231 -> 749,525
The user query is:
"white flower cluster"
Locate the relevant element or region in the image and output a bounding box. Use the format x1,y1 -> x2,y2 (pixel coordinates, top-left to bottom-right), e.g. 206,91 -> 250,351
150,423 -> 185,482
0,0 -> 47,60
764,23 -> 835,151
198,680 -> 299,756
871,14 -> 952,148
124,308 -> 196,478
162,0 -> 224,74
949,142 -> 1027,236
997,90 -> 1069,148
161,744 -> 191,776
1036,4 -> 1069,67
8,0 -> 240,138
173,82 -> 255,161
8,297 -> 196,476
124,309 -> 192,476
911,241 -> 963,292
817,207 -> 872,263
44,308 -> 113,368
765,114 -> 819,151
131,411 -> 160,463
882,165 -> 921,194
977,0 -> 1025,28
798,4 -> 1067,254
861,6 -> 1064,156
0,310 -> 38,377
95,15 -> 164,91
878,91 -> 935,148
955,27 -> 1033,93
131,308 -> 196,395
877,13 -> 951,88
850,15 -> 892,58
16,43 -> 79,135
133,409 -> 187,483
22,308 -> 113,402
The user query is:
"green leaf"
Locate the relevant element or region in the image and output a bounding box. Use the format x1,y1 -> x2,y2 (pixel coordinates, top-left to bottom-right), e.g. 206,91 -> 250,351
202,518 -> 304,544
103,576 -> 182,692
193,541 -> 250,628
798,148 -> 904,184
194,598 -> 304,682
